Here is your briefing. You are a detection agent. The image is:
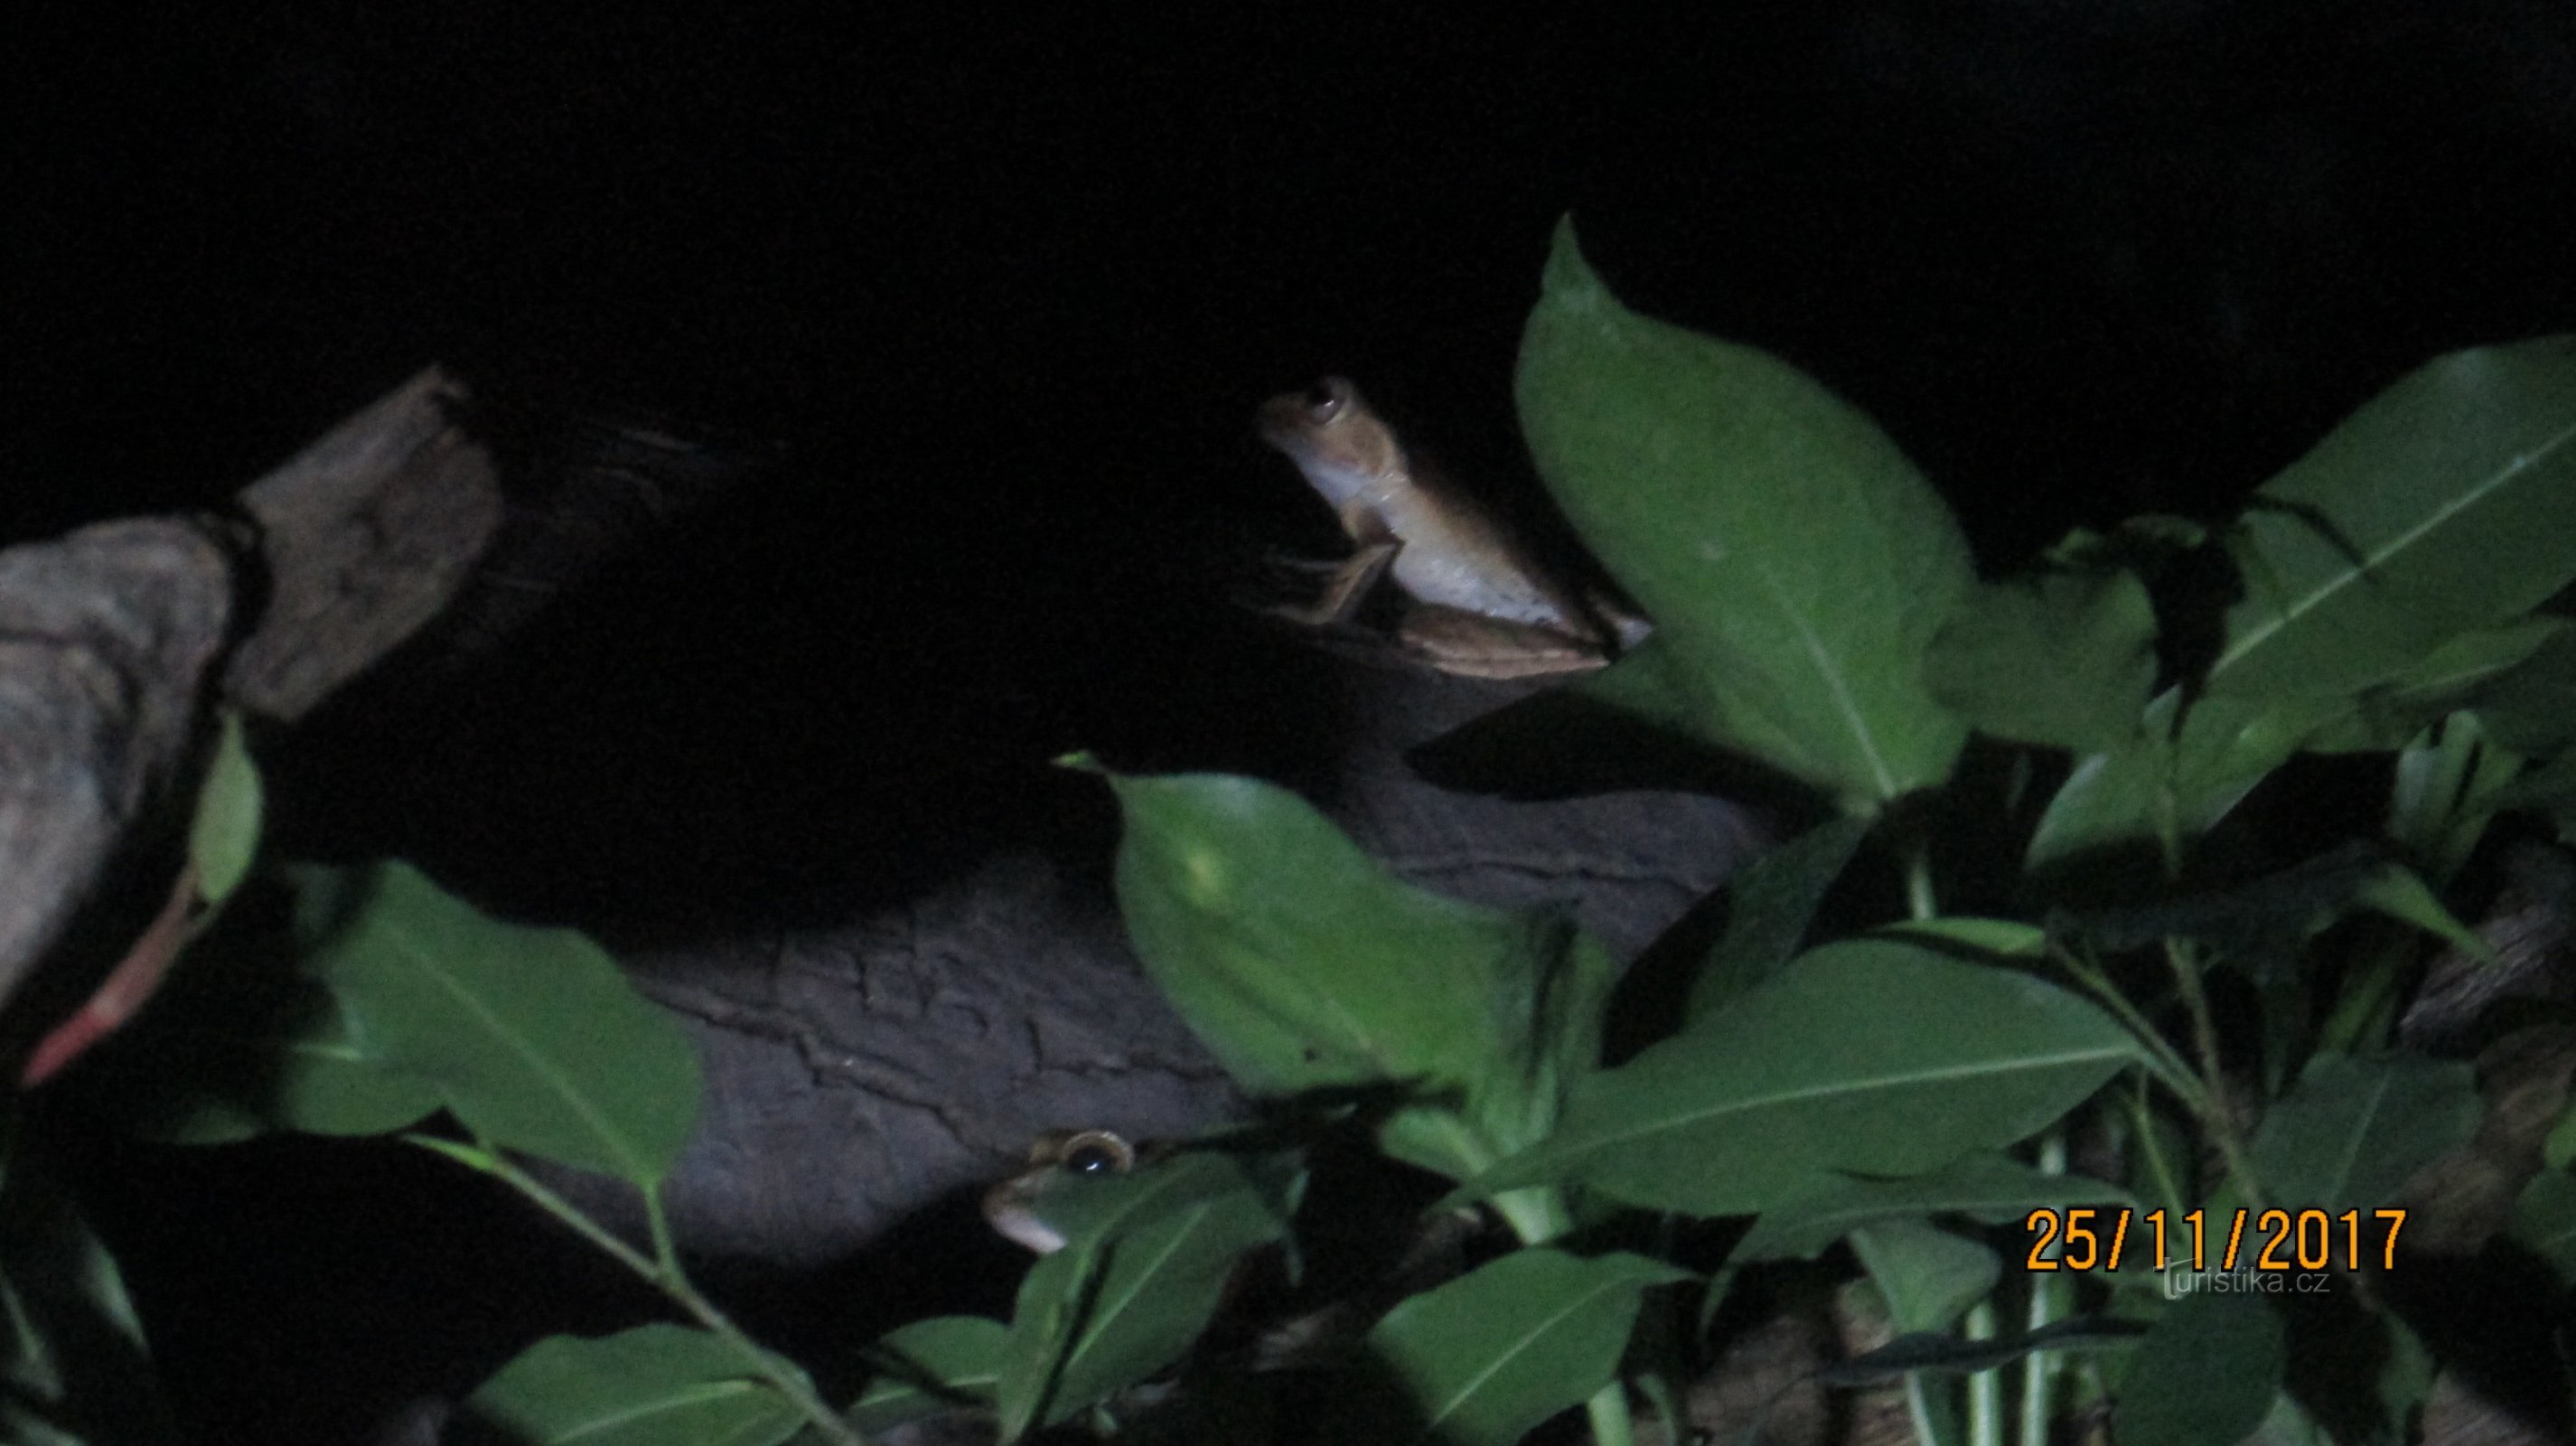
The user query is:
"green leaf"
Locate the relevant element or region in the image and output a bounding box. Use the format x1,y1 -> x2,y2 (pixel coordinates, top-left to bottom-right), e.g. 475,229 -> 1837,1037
2508,1169 -> 2576,1280
293,861 -> 701,1184
1349,1248 -> 1687,1446
1105,770 -> 1614,1176
2112,1291 -> 2284,1446
463,1324 -> 803,1446
1926,567 -> 2159,753
1514,218 -> 1972,808
2247,1052 -> 2478,1215
2469,618 -> 2576,755
993,1151 -> 1292,1436
2210,335 -> 2576,701
1848,1220 -> 1998,1333
1736,1154 -> 2136,1263
2303,616 -> 2566,753
0,1137 -> 181,1446
1455,940 -> 2144,1216
847,1316 -> 1007,1433
186,711 -> 261,906
98,968 -> 441,1146
2028,688 -> 2331,876
1685,813 -> 1871,1020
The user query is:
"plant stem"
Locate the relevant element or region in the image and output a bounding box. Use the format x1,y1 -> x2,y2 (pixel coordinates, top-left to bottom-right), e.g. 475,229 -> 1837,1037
1902,837 -> 1939,922
2161,940 -> 2264,1212
425,1139 -> 870,1446
1494,1188 -> 1636,1446
1964,1301 -> 2000,1446
2019,1132 -> 2067,1446
2047,943 -> 2204,1108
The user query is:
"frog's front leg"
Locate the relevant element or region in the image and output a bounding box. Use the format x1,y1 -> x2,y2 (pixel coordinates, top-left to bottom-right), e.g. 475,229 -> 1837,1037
1269,502 -> 1404,627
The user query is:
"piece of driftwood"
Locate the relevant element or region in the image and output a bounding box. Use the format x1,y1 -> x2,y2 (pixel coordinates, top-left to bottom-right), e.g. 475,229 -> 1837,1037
0,367 -> 501,1056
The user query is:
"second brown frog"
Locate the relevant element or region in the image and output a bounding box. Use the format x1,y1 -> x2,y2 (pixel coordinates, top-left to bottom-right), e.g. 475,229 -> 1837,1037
1255,376 -> 1649,681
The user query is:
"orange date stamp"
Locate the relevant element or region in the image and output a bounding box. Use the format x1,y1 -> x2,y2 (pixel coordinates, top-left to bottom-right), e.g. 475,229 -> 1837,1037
2022,1207 -> 2406,1273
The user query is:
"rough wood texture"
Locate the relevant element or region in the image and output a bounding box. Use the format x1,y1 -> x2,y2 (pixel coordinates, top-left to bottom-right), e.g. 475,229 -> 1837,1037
560,662 -> 1761,1271
0,518 -> 236,1014
0,367 -> 499,1047
224,366 -> 503,722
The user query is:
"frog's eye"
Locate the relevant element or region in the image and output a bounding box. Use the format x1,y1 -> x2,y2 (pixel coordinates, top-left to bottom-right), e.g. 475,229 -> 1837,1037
1304,378 -> 1351,423
1062,1131 -> 1136,1176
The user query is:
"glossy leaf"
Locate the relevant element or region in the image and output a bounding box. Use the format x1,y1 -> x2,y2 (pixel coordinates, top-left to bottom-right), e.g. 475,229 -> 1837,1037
2210,335 -> 2576,701
1685,813 -> 1871,1020
2112,1291 -> 2283,1446
1351,1248 -> 1687,1446
1849,1219 -> 1998,1333
463,1325 -> 803,1446
1456,939 -> 2144,1216
847,1316 -> 1007,1434
186,711 -> 261,906
1516,219 -> 1972,808
1104,768 -> 1615,1177
1926,567 -> 2159,753
2248,1052 -> 2478,1215
994,1151 -> 1291,1437
1736,1154 -> 2135,1263
293,861 -> 701,1184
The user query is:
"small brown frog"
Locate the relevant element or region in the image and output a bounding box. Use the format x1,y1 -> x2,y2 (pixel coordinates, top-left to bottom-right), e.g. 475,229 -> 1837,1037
1256,377 -> 1648,680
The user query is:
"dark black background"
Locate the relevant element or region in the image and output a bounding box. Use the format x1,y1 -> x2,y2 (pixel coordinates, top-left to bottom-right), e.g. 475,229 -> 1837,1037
18,4 -> 2576,932
13,5 -> 2576,1441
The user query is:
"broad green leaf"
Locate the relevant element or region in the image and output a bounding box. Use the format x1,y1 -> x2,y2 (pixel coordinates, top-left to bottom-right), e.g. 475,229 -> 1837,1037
98,970 -> 440,1145
2028,688 -> 2332,876
2303,616 -> 2566,753
994,1151 -> 1291,1436
1849,1220 -> 1998,1333
293,861 -> 701,1184
1736,1154 -> 2135,1263
2247,1052 -> 2478,1215
1685,813 -> 1871,1020
2469,618 -> 2576,755
0,1139 -> 180,1446
1349,1248 -> 1687,1446
847,1316 -> 1007,1433
2210,335 -> 2576,701
1515,219 -> 1972,808
1455,940 -> 2144,1216
84,880 -> 442,1143
2508,1169 -> 2576,1280
1104,769 -> 1613,1177
463,1324 -> 803,1446
1926,567 -> 2159,753
186,711 -> 261,906
2112,1291 -> 2283,1446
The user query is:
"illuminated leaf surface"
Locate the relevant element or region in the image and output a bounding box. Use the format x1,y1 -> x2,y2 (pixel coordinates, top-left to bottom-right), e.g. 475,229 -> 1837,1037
2211,335 -> 2576,701
295,861 -> 701,1183
1460,940 -> 2142,1216
1351,1248 -> 1686,1446
463,1325 -> 802,1446
1516,220 -> 1972,807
